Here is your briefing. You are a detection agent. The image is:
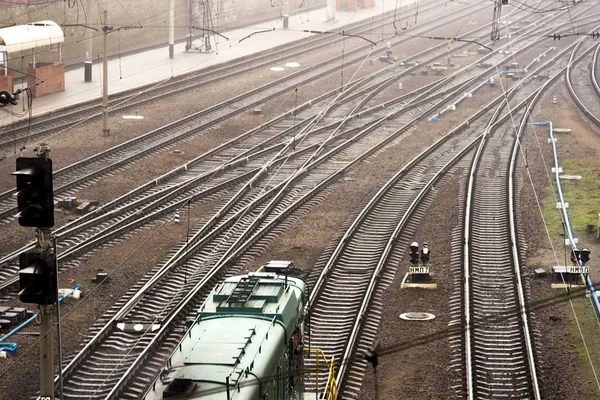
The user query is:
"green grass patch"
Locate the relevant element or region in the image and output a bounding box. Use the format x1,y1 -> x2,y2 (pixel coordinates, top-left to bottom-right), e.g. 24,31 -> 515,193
540,155 -> 600,396
562,295 -> 600,398
541,158 -> 600,239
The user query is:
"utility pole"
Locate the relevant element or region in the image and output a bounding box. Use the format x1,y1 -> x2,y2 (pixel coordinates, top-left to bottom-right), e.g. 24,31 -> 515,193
39,303 -> 54,400
186,0 -> 193,51
38,146 -> 54,400
326,0 -> 335,22
102,10 -> 113,136
169,0 -> 175,59
84,0 -> 93,82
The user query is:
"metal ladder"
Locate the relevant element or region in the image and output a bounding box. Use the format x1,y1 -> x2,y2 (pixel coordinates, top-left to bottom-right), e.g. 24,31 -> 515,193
226,276 -> 260,304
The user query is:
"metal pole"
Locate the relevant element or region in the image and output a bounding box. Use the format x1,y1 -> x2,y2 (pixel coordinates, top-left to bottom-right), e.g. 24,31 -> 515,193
186,0 -> 193,51
53,236 -> 64,400
84,0 -> 93,81
169,0 -> 175,59
326,0 -> 335,22
102,10 -> 111,136
39,304 -> 54,400
38,185 -> 55,399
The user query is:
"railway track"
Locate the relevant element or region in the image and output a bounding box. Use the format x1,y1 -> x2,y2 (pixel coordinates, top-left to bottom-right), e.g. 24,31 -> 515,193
13,3 -> 598,399
0,0 -> 444,149
456,29 -> 600,400
0,7 -> 548,295
566,37 -> 600,126
0,1 -> 493,227
305,15 -> 600,398
52,38 -> 490,399
462,97 -> 540,399
51,13 -> 568,393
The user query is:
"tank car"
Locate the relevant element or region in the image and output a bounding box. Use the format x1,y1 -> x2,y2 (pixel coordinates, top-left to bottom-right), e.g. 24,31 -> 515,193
145,268 -> 306,399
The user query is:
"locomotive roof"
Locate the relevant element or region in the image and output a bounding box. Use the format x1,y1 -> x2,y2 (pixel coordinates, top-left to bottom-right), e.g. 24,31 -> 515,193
144,272 -> 305,399
148,317 -> 288,399
198,272 -> 305,328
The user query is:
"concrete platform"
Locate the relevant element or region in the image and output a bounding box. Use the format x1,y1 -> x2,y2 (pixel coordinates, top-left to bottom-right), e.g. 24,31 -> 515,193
1,1 -> 402,127
400,272 -> 438,289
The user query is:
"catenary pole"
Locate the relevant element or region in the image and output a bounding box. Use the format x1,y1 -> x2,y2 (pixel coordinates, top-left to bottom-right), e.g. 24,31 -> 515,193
327,0 -> 335,22
102,10 -> 112,136
84,0 -> 93,81
169,0 -> 175,58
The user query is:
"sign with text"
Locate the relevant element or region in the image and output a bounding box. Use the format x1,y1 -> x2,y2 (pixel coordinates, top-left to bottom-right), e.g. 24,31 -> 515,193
410,266 -> 430,274
567,265 -> 589,274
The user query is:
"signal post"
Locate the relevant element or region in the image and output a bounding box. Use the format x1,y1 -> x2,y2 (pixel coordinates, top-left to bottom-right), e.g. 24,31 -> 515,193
551,247 -> 591,289
401,241 -> 438,289
13,144 -> 57,400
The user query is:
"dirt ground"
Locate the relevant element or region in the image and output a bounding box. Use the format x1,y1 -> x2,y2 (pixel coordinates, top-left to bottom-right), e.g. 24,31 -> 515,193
1,6 -> 598,400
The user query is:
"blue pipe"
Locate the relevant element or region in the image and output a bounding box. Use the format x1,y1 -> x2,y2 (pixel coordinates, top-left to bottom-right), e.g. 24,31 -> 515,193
0,314 -> 37,355
0,282 -> 82,355
534,122 -> 600,313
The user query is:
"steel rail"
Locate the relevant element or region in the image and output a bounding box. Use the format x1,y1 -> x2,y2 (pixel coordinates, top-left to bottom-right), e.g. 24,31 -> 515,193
460,41 -> 583,400
42,4 -> 596,396
2,2 -> 556,235
0,49 -> 478,294
566,37 -> 600,126
66,32 -> 574,400
91,86 -> 451,400
62,32 -> 521,393
332,135 -> 482,395
56,60 -> 460,398
1,8 -> 540,278
0,3 -> 500,224
0,0 -> 443,147
593,43 -> 600,96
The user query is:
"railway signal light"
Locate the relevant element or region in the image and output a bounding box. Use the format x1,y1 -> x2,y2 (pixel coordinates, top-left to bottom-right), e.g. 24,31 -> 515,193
421,243 -> 430,266
571,248 -> 581,264
19,252 -> 57,305
409,242 -> 419,265
580,248 -> 590,265
13,157 -> 54,228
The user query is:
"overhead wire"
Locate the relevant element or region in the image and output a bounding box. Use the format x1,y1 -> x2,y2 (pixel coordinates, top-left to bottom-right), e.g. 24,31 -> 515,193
0,3 -> 386,393
4,2 -> 600,396
491,3 -> 600,390
87,3 -> 389,392
77,5 -> 580,394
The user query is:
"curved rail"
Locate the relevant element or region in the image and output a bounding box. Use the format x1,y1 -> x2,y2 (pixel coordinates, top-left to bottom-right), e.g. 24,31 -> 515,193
566,35 -> 600,126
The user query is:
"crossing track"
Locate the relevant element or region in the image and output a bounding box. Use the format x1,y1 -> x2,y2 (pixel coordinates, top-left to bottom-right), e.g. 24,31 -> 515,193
49,41 -> 497,399
16,3 -> 600,399
1,0 -> 580,270
51,17 -> 579,394
566,38 -> 600,126
304,17 -> 600,398
0,0 -> 496,226
0,0 -> 441,149
0,7 -> 554,297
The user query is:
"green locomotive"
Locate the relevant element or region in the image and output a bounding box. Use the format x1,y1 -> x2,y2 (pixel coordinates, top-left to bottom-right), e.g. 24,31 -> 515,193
145,265 -> 306,399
